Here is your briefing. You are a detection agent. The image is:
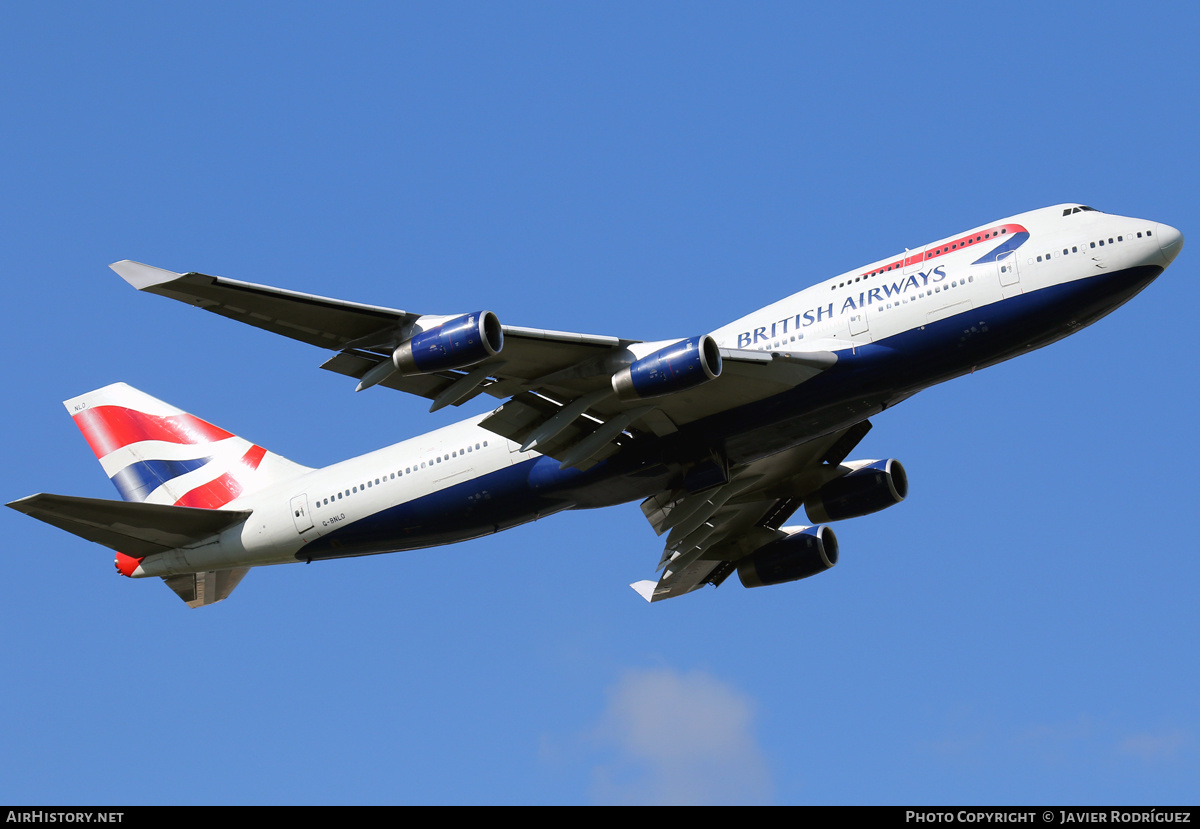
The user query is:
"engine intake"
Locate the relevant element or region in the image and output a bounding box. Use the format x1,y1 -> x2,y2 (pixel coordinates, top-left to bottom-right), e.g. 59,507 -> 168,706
611,335 -> 722,401
804,459 -> 907,523
737,525 -> 838,589
392,311 -> 503,375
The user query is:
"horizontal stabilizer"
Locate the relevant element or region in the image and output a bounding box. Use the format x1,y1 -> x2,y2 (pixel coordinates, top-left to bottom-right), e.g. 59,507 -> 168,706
162,568 -> 250,608
7,493 -> 251,556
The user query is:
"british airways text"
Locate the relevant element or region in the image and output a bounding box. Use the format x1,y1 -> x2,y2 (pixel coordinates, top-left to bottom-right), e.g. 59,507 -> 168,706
736,265 -> 948,347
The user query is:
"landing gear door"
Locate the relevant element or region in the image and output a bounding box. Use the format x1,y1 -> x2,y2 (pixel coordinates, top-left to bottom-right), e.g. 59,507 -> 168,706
997,252 -> 1021,298
290,494 -> 314,534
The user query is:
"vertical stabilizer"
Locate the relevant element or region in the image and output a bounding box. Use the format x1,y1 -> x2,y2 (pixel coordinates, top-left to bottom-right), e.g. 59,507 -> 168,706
65,383 -> 312,507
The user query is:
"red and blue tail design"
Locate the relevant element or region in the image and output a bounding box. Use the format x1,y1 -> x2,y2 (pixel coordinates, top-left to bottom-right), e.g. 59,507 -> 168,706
66,383 -> 311,508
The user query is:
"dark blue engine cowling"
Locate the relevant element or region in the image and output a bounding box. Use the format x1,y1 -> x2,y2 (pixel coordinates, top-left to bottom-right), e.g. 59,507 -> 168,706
804,459 -> 908,523
737,525 -> 838,589
392,311 -> 503,375
611,335 -> 722,401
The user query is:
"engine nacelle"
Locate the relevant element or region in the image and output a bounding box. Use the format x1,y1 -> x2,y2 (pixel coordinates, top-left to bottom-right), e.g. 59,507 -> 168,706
804,458 -> 907,523
737,525 -> 838,589
611,335 -> 722,401
392,311 -> 504,375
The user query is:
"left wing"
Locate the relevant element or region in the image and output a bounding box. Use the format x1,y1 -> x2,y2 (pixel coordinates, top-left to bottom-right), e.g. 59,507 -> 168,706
112,261 -> 836,470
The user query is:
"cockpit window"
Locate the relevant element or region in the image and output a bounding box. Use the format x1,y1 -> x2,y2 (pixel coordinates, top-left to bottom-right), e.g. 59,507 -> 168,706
1064,205 -> 1098,216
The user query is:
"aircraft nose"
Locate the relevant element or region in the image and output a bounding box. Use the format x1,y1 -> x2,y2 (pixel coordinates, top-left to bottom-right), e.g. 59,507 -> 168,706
1156,223 -> 1184,264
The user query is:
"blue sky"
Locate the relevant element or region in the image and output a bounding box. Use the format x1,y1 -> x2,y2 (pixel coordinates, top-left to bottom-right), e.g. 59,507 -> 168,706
1,2 -> 1197,805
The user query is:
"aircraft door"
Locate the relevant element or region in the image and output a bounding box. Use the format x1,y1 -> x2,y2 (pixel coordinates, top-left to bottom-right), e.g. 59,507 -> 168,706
289,494 -> 313,534
997,252 -> 1021,298
903,246 -> 927,274
848,309 -> 869,339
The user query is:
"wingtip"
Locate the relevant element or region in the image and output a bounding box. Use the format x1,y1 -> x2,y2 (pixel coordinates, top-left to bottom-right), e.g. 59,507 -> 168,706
109,260 -> 182,290
630,580 -> 657,602
6,494 -> 38,512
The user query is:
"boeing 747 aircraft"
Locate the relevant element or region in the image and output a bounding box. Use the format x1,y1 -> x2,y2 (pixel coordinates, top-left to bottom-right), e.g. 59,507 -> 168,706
9,204 -> 1183,607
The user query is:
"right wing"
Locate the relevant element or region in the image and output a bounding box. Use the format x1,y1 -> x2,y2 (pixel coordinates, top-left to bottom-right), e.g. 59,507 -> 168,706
631,421 -> 871,602
111,261 -> 837,471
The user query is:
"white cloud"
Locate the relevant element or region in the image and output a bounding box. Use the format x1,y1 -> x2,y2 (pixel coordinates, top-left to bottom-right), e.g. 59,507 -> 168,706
1118,730 -> 1188,762
587,667 -> 773,805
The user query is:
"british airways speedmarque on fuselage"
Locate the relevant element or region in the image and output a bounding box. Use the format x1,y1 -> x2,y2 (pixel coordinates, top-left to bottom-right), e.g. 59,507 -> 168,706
9,204 -> 1183,606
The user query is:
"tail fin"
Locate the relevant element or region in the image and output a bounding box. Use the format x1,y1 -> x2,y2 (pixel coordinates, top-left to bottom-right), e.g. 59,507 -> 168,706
66,383 -> 311,507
